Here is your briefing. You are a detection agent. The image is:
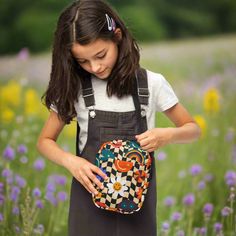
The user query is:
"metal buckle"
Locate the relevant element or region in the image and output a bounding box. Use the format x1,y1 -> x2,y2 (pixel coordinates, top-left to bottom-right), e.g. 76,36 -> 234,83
82,88 -> 94,98
138,88 -> 149,97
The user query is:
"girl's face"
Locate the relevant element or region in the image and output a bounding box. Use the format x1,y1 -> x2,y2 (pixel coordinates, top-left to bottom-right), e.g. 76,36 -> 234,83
71,32 -> 121,79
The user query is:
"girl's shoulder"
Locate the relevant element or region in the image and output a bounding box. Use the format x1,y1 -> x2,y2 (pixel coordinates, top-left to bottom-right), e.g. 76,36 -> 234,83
144,69 -> 168,89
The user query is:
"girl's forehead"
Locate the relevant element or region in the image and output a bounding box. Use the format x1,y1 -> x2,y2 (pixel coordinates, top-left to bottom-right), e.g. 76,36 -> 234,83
71,38 -> 113,58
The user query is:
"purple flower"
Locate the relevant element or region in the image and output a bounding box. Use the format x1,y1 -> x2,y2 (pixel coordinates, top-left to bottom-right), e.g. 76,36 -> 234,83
2,168 -> 12,178
12,206 -> 20,215
214,222 -> 223,233
33,224 -> 44,235
176,230 -> 185,236
57,191 -> 68,202
189,164 -> 202,176
0,182 -> 4,192
198,227 -> 207,235
10,186 -> 21,202
163,196 -> 176,207
14,225 -> 21,234
171,212 -> 182,221
225,128 -> 234,142
183,193 -> 195,206
204,173 -> 214,182
0,213 -> 3,222
0,194 -> 4,206
46,182 -> 56,192
198,181 -> 206,190
50,175 -> 67,186
20,156 -> 28,164
162,221 -> 170,231
3,146 -> 15,161
33,158 -> 45,171
15,175 -> 26,188
35,199 -> 44,209
203,203 -> 214,216
18,48 -> 30,60
45,192 -> 57,206
156,152 -> 167,161
32,188 -> 41,197
221,206 -> 233,217
225,170 -> 236,187
17,144 -> 28,154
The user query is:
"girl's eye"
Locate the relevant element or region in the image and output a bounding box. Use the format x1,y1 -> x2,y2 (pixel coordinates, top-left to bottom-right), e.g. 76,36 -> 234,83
97,53 -> 106,59
78,60 -> 86,64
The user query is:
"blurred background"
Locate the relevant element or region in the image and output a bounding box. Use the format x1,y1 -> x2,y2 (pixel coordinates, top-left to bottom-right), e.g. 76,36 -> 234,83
0,0 -> 236,235
1,0 -> 236,54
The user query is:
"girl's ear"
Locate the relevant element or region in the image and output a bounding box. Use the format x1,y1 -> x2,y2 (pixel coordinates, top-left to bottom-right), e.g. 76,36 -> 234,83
114,28 -> 122,42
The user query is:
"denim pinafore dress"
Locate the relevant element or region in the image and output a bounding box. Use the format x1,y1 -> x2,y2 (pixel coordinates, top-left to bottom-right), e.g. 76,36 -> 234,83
68,69 -> 157,236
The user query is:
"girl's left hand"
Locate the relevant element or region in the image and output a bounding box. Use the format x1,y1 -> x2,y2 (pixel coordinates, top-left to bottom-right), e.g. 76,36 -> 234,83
135,128 -> 173,152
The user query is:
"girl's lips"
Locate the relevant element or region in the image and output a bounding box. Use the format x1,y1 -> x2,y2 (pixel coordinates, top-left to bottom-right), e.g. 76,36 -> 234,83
97,69 -> 106,75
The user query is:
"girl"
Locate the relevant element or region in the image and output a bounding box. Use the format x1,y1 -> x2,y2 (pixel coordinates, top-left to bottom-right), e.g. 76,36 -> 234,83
37,0 -> 201,235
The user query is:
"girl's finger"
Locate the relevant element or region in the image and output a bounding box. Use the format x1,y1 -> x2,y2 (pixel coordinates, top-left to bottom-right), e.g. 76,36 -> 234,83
91,165 -> 107,180
136,131 -> 148,142
139,138 -> 150,148
87,171 -> 104,190
82,176 -> 98,195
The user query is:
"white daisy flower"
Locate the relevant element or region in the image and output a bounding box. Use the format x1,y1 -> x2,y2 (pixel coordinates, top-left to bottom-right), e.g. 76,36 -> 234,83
107,177 -> 128,198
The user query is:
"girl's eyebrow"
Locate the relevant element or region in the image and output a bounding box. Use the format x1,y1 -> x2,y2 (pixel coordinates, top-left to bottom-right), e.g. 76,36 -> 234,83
76,49 -> 106,60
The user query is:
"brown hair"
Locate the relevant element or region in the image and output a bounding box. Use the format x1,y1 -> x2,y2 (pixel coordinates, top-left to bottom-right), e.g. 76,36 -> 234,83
42,0 -> 140,123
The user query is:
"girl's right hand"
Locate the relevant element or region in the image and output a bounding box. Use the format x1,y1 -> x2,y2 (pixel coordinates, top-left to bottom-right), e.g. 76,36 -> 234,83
65,154 -> 107,195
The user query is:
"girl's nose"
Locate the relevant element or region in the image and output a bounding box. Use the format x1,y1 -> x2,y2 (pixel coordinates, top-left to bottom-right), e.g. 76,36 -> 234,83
90,61 -> 101,73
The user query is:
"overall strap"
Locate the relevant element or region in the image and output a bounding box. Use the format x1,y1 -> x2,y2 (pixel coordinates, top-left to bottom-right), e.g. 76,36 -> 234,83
80,76 -> 95,107
136,68 -> 149,107
132,68 -> 149,133
80,69 -> 149,121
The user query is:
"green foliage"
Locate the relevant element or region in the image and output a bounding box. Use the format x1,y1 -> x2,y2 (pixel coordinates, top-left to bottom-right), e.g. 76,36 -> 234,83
0,0 -> 236,54
119,5 -> 166,41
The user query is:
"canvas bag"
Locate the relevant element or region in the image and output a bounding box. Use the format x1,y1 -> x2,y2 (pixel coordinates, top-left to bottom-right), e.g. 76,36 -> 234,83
92,139 -> 152,214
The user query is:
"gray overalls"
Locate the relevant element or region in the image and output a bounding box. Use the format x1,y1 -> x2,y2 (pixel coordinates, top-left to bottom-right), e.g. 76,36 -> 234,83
69,69 -> 157,236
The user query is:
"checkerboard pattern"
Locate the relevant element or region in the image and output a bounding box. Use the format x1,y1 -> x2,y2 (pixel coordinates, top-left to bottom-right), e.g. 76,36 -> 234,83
92,140 -> 152,214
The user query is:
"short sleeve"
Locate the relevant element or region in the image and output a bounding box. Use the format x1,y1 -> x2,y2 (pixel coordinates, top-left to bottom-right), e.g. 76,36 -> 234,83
50,103 -> 58,113
149,72 -> 179,112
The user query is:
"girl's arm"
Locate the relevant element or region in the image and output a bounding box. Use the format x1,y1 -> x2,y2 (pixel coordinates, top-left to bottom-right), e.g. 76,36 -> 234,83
135,103 -> 201,152
37,111 -> 106,195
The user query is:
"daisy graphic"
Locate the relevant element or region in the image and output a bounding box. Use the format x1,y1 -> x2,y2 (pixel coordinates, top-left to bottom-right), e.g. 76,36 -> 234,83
107,177 -> 128,198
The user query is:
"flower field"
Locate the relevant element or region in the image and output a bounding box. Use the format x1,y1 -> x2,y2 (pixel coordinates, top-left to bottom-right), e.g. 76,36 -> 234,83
0,35 -> 236,235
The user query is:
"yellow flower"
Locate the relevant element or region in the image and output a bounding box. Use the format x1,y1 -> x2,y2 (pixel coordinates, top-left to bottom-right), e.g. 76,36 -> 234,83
1,106 -> 15,123
24,88 -> 41,116
194,115 -> 207,138
0,80 -> 22,107
203,88 -> 220,114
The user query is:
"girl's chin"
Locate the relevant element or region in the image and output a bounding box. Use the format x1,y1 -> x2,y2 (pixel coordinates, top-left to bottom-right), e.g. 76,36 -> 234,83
95,70 -> 111,79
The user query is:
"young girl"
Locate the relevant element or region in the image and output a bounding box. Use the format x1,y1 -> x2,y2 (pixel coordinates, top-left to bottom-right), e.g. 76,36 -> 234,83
37,0 -> 200,235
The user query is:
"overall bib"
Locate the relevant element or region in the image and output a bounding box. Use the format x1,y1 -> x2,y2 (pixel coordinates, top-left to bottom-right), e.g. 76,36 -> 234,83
69,70 -> 157,236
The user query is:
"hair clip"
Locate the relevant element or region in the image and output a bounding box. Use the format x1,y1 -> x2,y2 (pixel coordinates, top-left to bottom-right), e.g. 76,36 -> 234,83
105,14 -> 116,32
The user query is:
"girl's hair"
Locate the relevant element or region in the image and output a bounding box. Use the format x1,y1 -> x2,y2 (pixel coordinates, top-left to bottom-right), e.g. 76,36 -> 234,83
42,0 -> 140,123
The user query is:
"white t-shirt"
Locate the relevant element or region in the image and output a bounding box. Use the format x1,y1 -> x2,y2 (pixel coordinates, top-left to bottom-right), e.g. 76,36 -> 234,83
50,70 -> 179,151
